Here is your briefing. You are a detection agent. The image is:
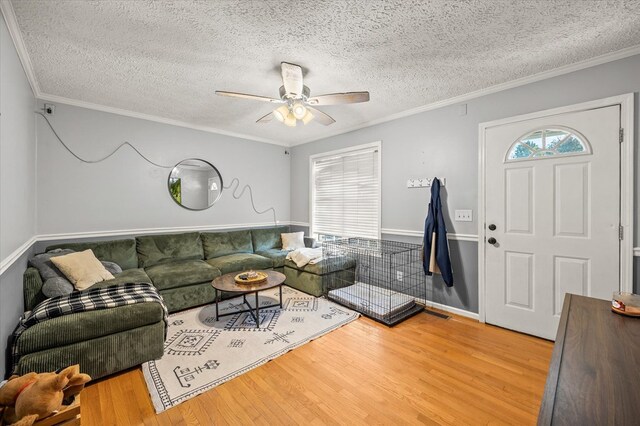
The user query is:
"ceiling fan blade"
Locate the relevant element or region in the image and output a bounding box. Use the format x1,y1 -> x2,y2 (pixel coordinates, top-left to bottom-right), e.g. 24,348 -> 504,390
215,91 -> 284,103
306,106 -> 336,126
307,91 -> 370,106
256,111 -> 274,123
281,62 -> 303,96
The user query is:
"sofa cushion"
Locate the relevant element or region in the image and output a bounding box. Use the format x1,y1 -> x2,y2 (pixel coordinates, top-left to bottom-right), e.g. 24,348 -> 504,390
159,282 -> 217,313
202,230 -> 253,259
205,253 -> 272,275
284,257 -> 356,275
136,232 -> 204,268
251,226 -> 289,252
46,239 -> 138,270
255,249 -> 288,268
145,259 -> 220,290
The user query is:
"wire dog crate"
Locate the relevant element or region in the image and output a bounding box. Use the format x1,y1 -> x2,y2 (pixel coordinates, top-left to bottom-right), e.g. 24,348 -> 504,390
321,237 -> 427,326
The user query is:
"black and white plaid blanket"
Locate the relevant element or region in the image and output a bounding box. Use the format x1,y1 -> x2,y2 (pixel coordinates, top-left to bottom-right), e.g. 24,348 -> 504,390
10,282 -> 167,375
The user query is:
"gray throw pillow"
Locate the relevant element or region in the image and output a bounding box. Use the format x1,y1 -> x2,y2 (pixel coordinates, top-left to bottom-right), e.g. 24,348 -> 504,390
101,261 -> 123,275
28,249 -> 75,280
42,277 -> 75,298
30,250 -> 123,298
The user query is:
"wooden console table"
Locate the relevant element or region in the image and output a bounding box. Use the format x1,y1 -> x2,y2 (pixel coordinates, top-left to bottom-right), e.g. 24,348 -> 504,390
538,294 -> 640,425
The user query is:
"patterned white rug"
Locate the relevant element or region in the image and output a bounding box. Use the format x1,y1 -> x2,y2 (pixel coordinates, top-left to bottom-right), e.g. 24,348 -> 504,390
142,285 -> 359,413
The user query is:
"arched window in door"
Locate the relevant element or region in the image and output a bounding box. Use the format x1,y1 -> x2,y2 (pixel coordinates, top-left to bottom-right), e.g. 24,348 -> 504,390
506,128 -> 591,161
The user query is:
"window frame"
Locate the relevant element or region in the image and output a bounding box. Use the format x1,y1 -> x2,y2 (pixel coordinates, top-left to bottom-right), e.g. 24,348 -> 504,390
504,126 -> 592,163
309,141 -> 382,241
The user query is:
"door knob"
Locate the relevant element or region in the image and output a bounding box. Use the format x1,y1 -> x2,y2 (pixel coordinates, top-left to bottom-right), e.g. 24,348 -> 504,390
488,224 -> 496,231
487,237 -> 497,245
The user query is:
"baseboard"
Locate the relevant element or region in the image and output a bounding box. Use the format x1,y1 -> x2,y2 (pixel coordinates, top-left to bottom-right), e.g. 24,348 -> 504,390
0,236 -> 37,275
415,297 -> 479,320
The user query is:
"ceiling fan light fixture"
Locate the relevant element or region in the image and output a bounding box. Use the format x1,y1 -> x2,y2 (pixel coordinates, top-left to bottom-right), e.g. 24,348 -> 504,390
273,105 -> 289,122
292,102 -> 307,120
284,112 -> 297,127
301,109 -> 314,125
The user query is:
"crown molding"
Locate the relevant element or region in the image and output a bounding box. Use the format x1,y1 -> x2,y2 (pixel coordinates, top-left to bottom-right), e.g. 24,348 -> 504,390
36,93 -> 289,147
289,44 -> 640,146
0,0 -> 40,96
4,0 -> 640,149
2,0 -> 286,147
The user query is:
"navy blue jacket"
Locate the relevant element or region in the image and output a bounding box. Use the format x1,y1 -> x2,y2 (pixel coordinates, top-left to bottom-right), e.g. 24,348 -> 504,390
422,178 -> 454,287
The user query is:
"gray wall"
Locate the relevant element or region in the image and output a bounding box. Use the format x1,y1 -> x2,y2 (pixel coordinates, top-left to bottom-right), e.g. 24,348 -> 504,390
291,54 -> 640,312
36,102 -> 291,236
0,15 -> 37,378
0,16 -> 36,259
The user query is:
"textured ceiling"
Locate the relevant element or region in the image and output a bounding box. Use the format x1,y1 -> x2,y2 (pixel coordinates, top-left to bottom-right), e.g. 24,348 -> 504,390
8,0 -> 640,145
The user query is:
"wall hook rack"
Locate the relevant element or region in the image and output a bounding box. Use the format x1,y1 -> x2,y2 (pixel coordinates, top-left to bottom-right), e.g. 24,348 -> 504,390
406,177 -> 445,188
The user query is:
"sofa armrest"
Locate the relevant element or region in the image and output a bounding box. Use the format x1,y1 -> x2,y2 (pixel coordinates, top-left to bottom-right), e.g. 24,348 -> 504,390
24,267 -> 46,312
304,236 -> 318,249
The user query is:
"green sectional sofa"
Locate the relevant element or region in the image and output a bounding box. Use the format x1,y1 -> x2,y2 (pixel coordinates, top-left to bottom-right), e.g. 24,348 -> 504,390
14,226 -> 352,380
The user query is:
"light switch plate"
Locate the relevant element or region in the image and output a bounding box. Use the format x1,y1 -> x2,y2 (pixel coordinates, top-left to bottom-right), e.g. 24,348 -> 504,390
455,209 -> 473,222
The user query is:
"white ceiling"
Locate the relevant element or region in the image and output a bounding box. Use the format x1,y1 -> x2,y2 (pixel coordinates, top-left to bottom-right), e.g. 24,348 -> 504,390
6,0 -> 640,146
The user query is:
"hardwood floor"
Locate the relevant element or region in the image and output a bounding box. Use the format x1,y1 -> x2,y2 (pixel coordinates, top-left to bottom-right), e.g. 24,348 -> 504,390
81,311 -> 553,425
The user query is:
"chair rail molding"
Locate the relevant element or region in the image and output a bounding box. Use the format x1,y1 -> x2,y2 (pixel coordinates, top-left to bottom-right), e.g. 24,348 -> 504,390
0,236 -> 37,275
381,228 -> 478,242
0,222 -> 292,275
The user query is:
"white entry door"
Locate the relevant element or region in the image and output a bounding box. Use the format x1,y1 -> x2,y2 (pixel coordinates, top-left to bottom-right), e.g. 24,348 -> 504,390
483,105 -> 621,340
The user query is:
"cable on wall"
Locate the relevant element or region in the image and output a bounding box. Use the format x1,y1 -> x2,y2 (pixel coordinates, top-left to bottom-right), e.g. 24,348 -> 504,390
223,178 -> 277,225
36,111 -> 173,168
35,111 -> 279,225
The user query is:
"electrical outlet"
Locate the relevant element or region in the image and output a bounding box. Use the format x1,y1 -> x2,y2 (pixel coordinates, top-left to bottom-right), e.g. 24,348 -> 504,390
396,271 -> 403,281
455,209 -> 473,222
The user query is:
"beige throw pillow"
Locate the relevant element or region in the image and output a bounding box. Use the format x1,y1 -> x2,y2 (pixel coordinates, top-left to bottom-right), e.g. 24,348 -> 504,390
281,232 -> 305,251
51,249 -> 115,290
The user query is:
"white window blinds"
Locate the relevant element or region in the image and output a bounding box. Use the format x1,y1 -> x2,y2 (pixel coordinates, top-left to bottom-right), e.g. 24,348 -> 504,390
311,145 -> 380,239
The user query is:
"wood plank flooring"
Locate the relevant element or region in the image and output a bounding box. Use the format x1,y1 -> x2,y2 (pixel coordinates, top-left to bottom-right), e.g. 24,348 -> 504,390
81,310 -> 553,425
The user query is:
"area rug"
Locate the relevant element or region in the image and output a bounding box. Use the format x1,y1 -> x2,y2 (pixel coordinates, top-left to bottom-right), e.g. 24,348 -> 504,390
142,285 -> 359,413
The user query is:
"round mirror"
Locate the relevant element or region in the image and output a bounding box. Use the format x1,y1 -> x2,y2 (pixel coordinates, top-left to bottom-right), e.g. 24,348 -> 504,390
168,159 -> 223,210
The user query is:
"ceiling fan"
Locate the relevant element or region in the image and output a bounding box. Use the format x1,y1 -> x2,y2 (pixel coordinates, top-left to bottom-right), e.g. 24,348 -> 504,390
215,62 -> 370,127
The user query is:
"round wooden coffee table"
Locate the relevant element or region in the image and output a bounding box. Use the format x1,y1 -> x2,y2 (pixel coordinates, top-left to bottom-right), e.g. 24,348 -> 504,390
211,270 -> 286,328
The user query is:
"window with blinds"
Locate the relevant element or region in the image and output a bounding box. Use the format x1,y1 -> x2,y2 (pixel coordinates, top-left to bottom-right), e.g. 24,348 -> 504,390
310,143 -> 381,240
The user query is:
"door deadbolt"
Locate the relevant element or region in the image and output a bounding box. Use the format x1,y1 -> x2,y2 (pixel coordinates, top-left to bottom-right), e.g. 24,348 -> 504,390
487,237 -> 497,245
488,224 -> 496,231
